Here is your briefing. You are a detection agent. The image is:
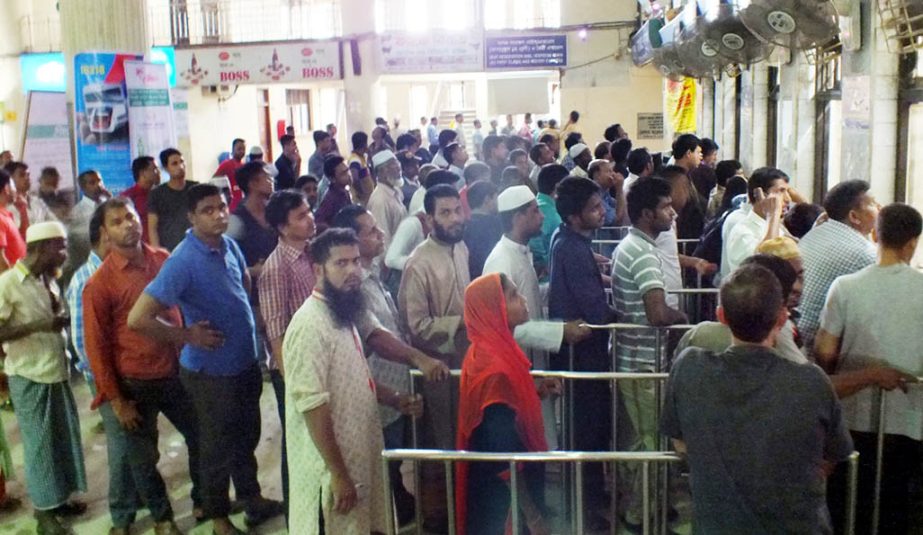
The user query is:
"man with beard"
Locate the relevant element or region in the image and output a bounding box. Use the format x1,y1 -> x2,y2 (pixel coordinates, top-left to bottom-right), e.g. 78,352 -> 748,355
397,184 -> 469,532
283,228 -> 421,535
129,184 -> 282,535
365,150 -> 406,252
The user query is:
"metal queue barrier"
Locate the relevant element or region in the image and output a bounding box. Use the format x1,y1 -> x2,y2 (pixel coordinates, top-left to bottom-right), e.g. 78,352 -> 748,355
381,449 -> 860,535
593,237 -> 701,257
871,382 -> 923,535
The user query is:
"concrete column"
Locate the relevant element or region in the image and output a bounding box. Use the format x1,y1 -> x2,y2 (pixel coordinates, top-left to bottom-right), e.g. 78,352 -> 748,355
340,0 -> 380,135
60,0 -> 151,100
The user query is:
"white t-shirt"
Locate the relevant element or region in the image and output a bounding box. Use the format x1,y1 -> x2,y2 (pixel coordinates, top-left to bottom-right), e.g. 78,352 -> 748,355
820,263 -> 923,440
654,225 -> 682,309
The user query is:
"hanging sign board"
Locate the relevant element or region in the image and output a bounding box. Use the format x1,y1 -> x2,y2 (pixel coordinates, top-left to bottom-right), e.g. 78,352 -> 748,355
174,42 -> 342,86
377,32 -> 484,74
485,35 -> 566,69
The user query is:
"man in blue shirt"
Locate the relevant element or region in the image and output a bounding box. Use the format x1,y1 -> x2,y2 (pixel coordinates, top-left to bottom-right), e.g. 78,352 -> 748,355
129,184 -> 282,535
547,176 -> 616,530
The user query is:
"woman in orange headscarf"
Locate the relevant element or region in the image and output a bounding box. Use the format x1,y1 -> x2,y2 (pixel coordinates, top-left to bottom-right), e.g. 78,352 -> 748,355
456,273 -> 557,535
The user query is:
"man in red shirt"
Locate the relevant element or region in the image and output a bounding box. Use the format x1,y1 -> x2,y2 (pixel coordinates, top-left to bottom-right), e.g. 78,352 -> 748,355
213,138 -> 246,210
120,156 -> 160,244
82,197 -> 200,534
0,169 -> 25,270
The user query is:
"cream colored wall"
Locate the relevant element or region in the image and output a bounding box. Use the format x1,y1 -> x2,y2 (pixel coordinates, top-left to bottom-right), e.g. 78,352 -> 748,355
184,85 -> 261,181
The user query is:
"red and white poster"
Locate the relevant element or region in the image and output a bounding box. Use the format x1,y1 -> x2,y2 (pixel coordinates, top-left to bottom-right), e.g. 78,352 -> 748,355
174,42 -> 341,86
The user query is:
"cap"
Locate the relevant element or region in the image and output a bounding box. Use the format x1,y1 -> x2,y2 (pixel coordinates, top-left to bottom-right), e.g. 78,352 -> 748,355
25,221 -> 67,244
568,143 -> 589,159
249,145 -> 264,156
497,185 -> 535,212
209,176 -> 231,190
372,149 -> 397,168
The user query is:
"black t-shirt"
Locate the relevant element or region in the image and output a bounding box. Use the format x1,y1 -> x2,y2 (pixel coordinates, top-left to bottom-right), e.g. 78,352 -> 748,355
661,346 -> 853,534
274,154 -> 296,190
148,181 -> 197,251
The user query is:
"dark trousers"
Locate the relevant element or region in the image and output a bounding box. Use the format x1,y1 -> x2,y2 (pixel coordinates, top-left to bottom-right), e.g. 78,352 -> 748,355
268,369 -> 289,508
828,431 -> 923,535
180,364 -> 263,519
119,375 -> 202,522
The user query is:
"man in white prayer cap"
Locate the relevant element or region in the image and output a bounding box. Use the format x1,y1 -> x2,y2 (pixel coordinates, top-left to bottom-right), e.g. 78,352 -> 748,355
365,150 -> 407,253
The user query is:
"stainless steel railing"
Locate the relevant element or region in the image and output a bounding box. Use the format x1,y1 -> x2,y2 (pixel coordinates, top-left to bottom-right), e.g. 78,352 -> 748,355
381,449 -> 861,535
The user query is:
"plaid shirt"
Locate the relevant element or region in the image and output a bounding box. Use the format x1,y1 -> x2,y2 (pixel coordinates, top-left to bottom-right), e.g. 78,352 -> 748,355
65,251 -> 103,374
258,240 -> 315,370
797,219 -> 877,354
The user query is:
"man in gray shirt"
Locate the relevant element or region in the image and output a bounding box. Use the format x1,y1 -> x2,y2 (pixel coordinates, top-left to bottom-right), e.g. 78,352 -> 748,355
662,264 -> 852,534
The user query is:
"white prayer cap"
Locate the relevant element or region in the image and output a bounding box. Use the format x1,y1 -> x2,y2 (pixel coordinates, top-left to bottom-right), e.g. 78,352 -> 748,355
209,176 -> 231,190
497,185 -> 536,213
248,145 -> 264,157
25,221 -> 67,244
568,143 -> 589,159
371,149 -> 397,169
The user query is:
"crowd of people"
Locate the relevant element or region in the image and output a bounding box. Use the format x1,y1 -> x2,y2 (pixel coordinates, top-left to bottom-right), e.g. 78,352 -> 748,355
0,108 -> 920,535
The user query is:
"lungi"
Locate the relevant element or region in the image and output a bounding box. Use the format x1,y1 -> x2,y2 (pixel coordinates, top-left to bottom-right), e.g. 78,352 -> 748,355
0,410 -> 13,481
8,376 -> 87,509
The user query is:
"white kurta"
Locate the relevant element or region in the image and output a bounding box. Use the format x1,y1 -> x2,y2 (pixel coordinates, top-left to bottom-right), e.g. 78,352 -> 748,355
283,294 -> 386,535
482,235 -> 564,448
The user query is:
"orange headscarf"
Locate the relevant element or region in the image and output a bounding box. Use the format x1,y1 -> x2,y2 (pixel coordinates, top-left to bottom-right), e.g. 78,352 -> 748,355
455,273 -> 549,534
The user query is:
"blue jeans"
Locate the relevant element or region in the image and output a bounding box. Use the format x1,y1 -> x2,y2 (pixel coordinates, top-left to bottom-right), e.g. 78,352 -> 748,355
90,379 -> 141,528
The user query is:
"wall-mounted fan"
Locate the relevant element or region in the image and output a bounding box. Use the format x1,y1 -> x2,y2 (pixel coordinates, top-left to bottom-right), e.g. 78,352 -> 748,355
651,43 -> 689,82
702,3 -> 775,65
741,0 -> 840,50
676,2 -> 732,79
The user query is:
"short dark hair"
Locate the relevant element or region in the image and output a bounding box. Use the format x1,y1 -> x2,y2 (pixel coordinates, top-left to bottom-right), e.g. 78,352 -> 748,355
280,134 -> 296,148
331,203 -> 368,234
482,135 -> 505,158
437,129 -> 458,148
232,138 -> 245,148
610,138 -> 633,163
187,183 -> 222,212
159,148 -> 181,168
351,131 -> 368,150
4,161 -> 27,176
375,117 -> 387,125
563,132 -> 582,150
700,138 -> 719,157
823,179 -> 870,222
313,130 -> 330,145
77,169 -> 100,190
741,254 -> 796,305
537,164 -> 569,195
425,169 -> 460,190
720,264 -> 783,343
444,142 -> 463,164
501,166 -> 521,187
396,133 -> 416,151
424,184 -> 460,215
323,155 -> 345,178
40,167 -> 60,179
463,162 -> 491,185
295,174 -> 318,189
783,203 -> 823,239
627,148 -> 653,175
266,190 -> 308,231
715,160 -> 742,188
312,228 -> 359,265
91,197 -> 131,246
235,161 -> 268,195
719,176 -> 749,215
529,143 -> 548,164
509,148 -> 528,163
0,169 -> 10,191
555,177 -> 600,222
594,142 -> 611,160
748,167 -> 789,203
132,156 -> 155,182
569,110 -> 580,122
467,180 -> 497,210
877,203 -> 923,249
603,123 -> 623,142
672,134 -> 701,160
626,176 -> 673,224
539,133 -> 556,145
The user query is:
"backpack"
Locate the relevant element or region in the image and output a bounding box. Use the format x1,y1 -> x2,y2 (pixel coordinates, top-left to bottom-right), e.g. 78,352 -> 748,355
692,209 -> 732,266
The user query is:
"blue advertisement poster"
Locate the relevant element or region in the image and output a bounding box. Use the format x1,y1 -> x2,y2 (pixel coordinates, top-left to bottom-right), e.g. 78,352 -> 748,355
485,35 -> 567,69
73,52 -> 143,194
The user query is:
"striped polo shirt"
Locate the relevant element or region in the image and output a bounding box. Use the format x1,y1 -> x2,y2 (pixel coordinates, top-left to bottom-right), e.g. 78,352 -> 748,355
612,227 -> 666,371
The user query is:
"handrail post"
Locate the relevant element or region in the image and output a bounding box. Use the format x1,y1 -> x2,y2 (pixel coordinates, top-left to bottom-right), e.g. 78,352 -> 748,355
642,461 -> 651,535
653,328 -> 664,535
846,451 -> 859,535
409,372 -> 423,534
610,330 -> 619,535
510,460 -> 520,535
871,391 -> 887,535
576,460 -> 585,535
567,343 -> 576,531
445,460 -> 456,535
382,455 -> 396,535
